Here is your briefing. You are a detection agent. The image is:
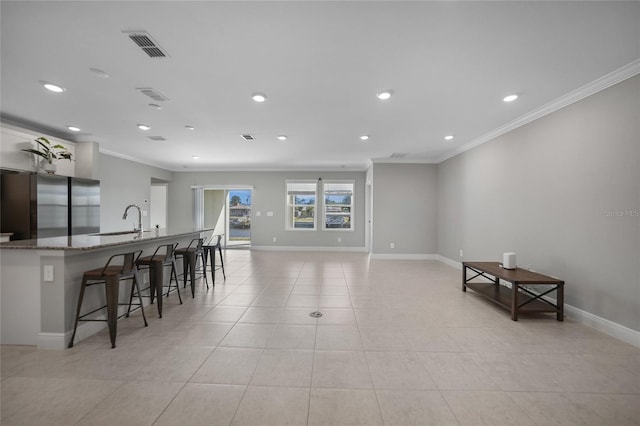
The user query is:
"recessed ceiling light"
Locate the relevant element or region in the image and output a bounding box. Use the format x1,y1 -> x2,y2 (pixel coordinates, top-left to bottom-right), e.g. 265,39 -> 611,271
192,155 -> 200,159
89,68 -> 109,78
67,126 -> 81,132
137,124 -> 151,131
444,135 -> 454,141
185,125 -> 195,130
360,135 -> 369,141
503,94 -> 518,102
376,90 -> 393,100
277,135 -> 287,141
42,82 -> 65,93
148,103 -> 162,110
252,93 -> 267,102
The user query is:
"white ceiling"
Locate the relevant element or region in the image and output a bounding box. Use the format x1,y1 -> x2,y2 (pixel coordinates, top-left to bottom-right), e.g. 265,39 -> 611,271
2,1 -> 639,171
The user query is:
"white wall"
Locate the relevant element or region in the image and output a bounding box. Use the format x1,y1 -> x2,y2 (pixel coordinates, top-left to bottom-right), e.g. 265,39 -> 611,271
437,75 -> 640,332
168,171 -> 367,249
371,163 -> 438,256
99,154 -> 173,232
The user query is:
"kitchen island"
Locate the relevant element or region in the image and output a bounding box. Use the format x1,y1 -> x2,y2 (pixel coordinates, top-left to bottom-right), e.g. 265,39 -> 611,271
0,227 -> 213,349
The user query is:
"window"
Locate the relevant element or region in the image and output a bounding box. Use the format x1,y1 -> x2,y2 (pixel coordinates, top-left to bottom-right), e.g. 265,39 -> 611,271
323,181 -> 354,230
286,181 -> 317,230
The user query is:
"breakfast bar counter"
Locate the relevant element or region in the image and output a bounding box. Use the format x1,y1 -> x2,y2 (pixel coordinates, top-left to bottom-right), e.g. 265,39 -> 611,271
0,227 -> 213,349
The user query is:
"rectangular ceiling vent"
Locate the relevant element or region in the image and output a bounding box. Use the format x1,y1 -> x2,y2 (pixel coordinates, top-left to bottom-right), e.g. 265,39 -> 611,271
148,136 -> 166,141
123,31 -> 169,58
389,153 -> 407,158
241,134 -> 255,141
137,87 -> 170,102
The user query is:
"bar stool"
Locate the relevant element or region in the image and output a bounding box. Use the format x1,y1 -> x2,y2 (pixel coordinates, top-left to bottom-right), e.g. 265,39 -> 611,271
68,250 -> 148,349
175,237 -> 208,297
135,242 -> 182,318
203,234 -> 226,285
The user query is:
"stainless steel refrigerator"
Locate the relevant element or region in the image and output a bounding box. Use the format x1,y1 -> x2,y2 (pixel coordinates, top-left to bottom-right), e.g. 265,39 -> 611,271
0,171 -> 100,240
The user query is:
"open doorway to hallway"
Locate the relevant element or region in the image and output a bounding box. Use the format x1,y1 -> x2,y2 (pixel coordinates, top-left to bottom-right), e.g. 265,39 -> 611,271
150,181 -> 168,229
203,188 -> 252,248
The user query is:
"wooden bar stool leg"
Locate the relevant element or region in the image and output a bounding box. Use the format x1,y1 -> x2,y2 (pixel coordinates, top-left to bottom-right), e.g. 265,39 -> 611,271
218,246 -> 226,279
182,256 -> 189,289
151,260 -> 164,318
188,252 -> 196,298
132,270 -> 149,327
68,277 -> 88,348
104,276 -> 119,348
201,251 -> 209,289
209,247 -> 216,286
168,259 -> 183,304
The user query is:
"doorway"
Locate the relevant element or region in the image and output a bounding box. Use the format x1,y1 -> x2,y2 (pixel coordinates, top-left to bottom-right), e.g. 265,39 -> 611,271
203,187 -> 252,247
227,189 -> 251,247
150,182 -> 168,229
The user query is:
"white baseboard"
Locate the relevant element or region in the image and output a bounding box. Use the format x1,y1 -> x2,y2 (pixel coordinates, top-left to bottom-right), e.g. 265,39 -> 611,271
435,255 -> 640,349
37,332 -> 67,350
563,304 -> 640,349
435,255 -> 463,269
38,320 -> 108,350
251,245 -> 368,252
369,253 -> 438,260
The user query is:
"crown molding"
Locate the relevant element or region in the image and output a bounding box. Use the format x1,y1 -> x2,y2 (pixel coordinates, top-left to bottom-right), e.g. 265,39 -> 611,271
436,58 -> 640,164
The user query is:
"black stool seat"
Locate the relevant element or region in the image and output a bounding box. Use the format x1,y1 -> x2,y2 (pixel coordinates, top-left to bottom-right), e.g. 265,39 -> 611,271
135,243 -> 182,318
69,250 -> 148,349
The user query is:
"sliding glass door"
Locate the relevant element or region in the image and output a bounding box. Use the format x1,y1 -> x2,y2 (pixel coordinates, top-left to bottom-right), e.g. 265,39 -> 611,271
203,187 -> 252,247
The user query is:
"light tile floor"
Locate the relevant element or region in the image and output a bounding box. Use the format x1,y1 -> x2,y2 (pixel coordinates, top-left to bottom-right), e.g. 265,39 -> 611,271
2,250 -> 640,425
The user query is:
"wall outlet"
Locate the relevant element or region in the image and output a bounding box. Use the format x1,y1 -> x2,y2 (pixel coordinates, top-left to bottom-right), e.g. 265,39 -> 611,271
43,265 -> 54,282
459,249 -> 464,258
255,211 -> 261,217
272,236 -> 277,243
338,237 -> 342,243
390,242 -> 395,249
142,210 -> 148,217
267,211 -> 274,217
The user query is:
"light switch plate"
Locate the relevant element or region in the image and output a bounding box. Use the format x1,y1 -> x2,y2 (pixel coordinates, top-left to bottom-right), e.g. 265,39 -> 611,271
44,265 -> 54,282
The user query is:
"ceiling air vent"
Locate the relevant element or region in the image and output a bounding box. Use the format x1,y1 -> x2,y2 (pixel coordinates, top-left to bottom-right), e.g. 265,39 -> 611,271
241,134 -> 255,141
137,87 -> 170,102
148,136 -> 166,141
123,31 -> 169,58
389,153 -> 407,158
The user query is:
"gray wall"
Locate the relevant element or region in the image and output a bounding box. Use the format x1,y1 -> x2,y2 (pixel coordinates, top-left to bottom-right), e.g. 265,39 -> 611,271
437,75 -> 640,332
99,154 -> 173,232
168,171 -> 366,248
371,163 -> 438,255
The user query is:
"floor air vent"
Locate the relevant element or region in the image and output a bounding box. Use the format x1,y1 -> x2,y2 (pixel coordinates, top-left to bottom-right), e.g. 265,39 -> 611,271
123,31 -> 169,58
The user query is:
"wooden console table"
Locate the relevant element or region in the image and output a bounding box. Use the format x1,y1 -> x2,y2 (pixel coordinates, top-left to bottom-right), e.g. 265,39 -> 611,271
462,261 -> 564,321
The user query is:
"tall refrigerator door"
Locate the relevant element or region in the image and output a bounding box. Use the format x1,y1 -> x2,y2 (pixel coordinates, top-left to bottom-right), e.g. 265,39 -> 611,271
70,178 -> 100,235
36,174 -> 69,238
0,172 -> 35,240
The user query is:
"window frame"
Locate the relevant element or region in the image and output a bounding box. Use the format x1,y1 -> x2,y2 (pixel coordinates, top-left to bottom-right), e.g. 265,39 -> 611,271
285,180 -> 318,231
322,180 -> 355,232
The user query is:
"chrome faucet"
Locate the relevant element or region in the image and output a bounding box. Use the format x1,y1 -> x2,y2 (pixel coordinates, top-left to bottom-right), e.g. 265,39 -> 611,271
122,204 -> 143,233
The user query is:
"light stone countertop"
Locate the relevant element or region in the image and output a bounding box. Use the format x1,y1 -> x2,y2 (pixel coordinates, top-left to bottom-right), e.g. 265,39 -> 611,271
0,227 -> 214,251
